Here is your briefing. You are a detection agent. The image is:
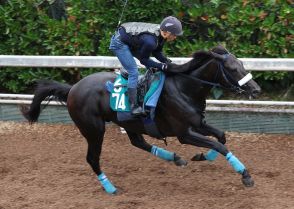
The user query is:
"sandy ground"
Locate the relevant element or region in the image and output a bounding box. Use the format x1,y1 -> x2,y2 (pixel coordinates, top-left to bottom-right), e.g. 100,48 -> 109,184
0,121 -> 293,209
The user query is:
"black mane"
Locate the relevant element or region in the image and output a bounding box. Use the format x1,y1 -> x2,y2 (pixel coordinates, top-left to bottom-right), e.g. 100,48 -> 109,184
192,45 -> 229,59
210,45 -> 229,55
168,45 -> 228,74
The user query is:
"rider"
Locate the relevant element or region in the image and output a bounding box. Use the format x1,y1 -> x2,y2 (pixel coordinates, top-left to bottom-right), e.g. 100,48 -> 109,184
109,16 -> 183,116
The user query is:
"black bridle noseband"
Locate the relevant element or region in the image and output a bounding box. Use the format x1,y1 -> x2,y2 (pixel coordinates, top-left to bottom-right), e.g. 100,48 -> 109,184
216,59 -> 245,94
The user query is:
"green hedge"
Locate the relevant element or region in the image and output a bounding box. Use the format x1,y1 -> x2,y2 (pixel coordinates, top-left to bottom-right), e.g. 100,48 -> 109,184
0,0 -> 293,96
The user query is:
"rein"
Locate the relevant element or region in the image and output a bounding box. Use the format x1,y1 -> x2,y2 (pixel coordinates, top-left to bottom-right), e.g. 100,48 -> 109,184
179,57 -> 245,94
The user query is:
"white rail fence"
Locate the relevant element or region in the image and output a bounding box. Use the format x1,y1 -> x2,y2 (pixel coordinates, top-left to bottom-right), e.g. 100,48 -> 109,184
1,55 -> 294,71
0,56 -> 293,113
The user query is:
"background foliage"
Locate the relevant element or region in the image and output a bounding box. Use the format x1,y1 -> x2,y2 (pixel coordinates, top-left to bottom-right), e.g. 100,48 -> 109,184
0,0 -> 293,98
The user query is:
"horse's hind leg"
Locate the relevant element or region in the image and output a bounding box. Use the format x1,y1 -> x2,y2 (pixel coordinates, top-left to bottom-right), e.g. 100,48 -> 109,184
75,118 -> 117,194
178,127 -> 254,187
126,131 -> 187,166
191,121 -> 226,162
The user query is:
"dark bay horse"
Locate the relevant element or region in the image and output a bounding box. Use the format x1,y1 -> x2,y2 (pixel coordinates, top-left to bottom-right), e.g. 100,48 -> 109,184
21,46 -> 261,194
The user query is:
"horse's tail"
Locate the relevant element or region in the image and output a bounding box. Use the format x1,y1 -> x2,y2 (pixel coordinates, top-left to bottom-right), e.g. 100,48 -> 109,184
21,80 -> 72,123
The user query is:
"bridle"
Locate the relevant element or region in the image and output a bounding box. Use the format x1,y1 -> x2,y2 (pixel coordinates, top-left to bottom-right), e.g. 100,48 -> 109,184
179,53 -> 252,94
215,58 -> 245,94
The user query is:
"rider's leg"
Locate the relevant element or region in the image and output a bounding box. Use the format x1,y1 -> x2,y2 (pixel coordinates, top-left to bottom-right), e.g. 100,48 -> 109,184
128,87 -> 144,115
109,33 -> 143,116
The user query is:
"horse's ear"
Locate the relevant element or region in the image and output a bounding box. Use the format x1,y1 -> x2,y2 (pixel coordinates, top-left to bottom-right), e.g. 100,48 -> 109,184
211,51 -> 227,61
193,50 -> 212,59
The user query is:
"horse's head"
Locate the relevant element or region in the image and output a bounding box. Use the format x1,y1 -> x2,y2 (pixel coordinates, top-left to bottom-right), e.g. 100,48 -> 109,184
210,46 -> 261,98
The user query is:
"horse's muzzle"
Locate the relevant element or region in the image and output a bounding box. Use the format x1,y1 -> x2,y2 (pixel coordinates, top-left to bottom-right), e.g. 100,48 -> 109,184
243,79 -> 261,99
250,88 -> 261,99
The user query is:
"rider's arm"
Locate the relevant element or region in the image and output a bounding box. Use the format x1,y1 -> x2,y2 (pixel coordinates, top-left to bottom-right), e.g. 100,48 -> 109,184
152,39 -> 169,63
153,50 -> 169,63
137,35 -> 166,70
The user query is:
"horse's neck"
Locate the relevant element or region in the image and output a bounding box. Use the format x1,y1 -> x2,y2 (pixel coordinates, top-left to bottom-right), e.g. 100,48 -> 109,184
161,56 -> 221,113
187,59 -> 218,91
163,59 -> 220,111
168,76 -> 205,112
190,59 -> 218,82
177,60 -> 219,109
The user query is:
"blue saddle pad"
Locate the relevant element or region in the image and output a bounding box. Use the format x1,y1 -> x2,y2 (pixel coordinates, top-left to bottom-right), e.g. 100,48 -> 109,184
105,72 -> 165,138
105,72 -> 165,115
106,74 -> 130,112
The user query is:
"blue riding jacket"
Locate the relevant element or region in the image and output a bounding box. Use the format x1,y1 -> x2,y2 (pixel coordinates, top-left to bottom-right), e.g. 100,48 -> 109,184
118,27 -> 168,70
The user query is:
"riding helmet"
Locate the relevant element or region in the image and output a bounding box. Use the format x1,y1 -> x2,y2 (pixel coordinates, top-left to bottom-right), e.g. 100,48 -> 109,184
160,16 -> 183,36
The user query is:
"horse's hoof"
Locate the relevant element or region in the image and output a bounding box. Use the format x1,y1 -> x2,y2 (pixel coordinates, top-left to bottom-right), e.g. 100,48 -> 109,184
242,177 -> 254,187
191,153 -> 206,161
104,188 -> 119,195
242,169 -> 254,187
174,158 -> 188,167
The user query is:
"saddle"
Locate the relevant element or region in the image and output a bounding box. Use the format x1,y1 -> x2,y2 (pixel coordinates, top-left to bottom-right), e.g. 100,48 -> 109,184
120,68 -> 154,106
106,68 -> 164,114
106,69 -> 166,139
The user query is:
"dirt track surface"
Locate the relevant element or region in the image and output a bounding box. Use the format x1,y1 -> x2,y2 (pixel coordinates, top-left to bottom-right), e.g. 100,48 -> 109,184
0,121 -> 293,209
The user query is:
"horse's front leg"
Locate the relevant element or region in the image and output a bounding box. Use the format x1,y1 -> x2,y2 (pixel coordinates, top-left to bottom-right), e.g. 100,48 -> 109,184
126,131 -> 187,166
191,119 -> 226,162
178,127 -> 254,187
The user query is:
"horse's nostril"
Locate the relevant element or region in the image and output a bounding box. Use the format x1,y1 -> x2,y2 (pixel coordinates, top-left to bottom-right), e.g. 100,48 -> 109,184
251,89 -> 261,97
253,89 -> 260,94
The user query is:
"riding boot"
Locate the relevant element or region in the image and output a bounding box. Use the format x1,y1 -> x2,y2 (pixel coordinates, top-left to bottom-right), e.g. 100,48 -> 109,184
128,88 -> 144,116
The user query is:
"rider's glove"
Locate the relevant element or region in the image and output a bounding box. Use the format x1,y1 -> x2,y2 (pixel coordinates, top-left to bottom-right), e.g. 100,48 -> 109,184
161,63 -> 168,71
150,63 -> 168,73
165,58 -> 172,64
